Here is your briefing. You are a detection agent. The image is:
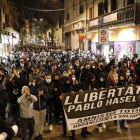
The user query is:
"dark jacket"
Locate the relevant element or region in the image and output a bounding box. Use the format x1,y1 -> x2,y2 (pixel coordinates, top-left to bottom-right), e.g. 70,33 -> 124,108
95,80 -> 108,89
0,117 -> 15,140
95,72 -> 108,89
7,77 -> 24,104
80,69 -> 92,83
0,85 -> 8,120
62,77 -> 73,93
78,74 -> 96,91
135,63 -> 140,83
43,81 -> 54,100
53,79 -> 63,101
30,77 -> 49,111
94,59 -> 115,80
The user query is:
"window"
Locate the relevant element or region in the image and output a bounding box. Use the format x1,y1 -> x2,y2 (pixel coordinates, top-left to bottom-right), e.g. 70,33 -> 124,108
127,0 -> 134,5
80,0 -> 84,14
123,0 -> 125,7
73,1 -> 75,10
73,1 -> 75,18
76,0 -> 79,15
98,2 -> 103,16
5,15 -> 9,25
66,5 -> 70,21
67,13 -> 70,21
0,8 -> 1,21
103,0 -> 108,13
111,0 -> 118,11
89,7 -> 92,20
3,5 -> 4,14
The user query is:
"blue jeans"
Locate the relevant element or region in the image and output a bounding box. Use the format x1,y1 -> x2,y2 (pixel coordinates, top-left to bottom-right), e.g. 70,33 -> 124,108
7,103 -> 19,125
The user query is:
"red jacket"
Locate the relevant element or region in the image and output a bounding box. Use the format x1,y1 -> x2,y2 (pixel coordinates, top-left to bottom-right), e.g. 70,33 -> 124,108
129,62 -> 138,68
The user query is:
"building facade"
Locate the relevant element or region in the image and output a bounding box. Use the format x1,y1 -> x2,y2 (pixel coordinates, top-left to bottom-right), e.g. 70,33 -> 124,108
88,0 -> 140,61
0,0 -> 24,56
64,0 -> 87,50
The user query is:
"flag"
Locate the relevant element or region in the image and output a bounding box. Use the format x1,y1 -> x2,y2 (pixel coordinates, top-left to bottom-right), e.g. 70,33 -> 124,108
79,30 -> 85,39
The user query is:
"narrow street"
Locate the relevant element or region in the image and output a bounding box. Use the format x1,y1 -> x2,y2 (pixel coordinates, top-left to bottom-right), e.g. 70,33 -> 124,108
14,120 -> 140,140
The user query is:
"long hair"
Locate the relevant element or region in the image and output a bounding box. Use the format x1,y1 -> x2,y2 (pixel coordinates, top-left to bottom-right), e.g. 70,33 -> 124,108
108,68 -> 116,79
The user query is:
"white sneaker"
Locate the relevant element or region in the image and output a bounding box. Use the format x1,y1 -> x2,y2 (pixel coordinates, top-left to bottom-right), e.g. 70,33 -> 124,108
49,124 -> 53,131
98,126 -> 102,133
102,123 -> 106,129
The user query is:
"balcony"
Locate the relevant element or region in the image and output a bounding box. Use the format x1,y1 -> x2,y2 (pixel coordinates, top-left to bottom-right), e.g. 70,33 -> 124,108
88,3 -> 140,31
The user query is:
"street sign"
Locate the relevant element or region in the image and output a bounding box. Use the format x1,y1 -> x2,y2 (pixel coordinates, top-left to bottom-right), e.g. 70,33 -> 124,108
98,29 -> 109,45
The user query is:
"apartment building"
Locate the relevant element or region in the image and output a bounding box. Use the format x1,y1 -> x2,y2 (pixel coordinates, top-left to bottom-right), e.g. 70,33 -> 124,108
0,0 -> 24,56
87,0 -> 140,61
64,0 -> 87,50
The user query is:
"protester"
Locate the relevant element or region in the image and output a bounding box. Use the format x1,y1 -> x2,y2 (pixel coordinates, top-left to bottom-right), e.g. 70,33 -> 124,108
30,77 -> 49,140
0,117 -> 15,140
17,86 -> 37,140
1,46 -> 140,139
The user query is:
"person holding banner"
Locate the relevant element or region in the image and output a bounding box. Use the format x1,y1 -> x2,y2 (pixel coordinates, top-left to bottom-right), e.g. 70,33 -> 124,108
115,74 -> 128,130
78,74 -> 96,138
53,74 -> 63,125
95,72 -> 108,132
60,77 -> 76,140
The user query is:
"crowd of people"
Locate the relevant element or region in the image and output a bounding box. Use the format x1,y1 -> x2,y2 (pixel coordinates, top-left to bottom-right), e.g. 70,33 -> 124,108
0,46 -> 140,140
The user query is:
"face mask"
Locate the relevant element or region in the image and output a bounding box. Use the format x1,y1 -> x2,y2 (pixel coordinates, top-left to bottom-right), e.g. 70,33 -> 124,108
64,59 -> 67,61
76,64 -> 79,66
81,66 -> 84,69
14,59 -> 17,61
17,72 -> 20,75
120,79 -> 124,82
72,77 -> 76,81
124,67 -> 127,68
46,79 -> 51,83
126,73 -> 130,76
63,74 -> 67,77
21,64 -> 24,67
92,66 -> 95,69
100,65 -> 103,68
69,67 -> 73,69
100,79 -> 104,82
32,82 -> 35,86
36,84 -> 42,88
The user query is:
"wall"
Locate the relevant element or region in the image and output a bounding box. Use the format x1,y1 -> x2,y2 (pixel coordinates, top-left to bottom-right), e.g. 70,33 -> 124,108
64,0 -> 86,25
92,26 -> 140,42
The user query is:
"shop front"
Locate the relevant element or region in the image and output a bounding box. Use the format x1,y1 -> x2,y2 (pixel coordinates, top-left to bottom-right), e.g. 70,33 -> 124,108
64,20 -> 86,50
91,26 -> 140,61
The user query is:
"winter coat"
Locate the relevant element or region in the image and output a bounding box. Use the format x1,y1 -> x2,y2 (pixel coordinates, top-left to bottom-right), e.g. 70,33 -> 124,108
30,77 -> 49,111
0,85 -> 8,119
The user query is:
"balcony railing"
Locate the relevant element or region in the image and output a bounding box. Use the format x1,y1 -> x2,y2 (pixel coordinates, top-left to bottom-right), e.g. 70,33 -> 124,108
88,3 -> 140,31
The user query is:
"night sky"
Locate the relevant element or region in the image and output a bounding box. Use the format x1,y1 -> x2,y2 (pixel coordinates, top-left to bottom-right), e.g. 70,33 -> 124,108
24,0 -> 40,15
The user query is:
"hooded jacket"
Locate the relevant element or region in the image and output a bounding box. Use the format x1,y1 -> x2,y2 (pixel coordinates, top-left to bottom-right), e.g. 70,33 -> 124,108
30,77 -> 49,111
17,86 -> 37,119
95,72 -> 108,89
63,77 -> 73,93
78,74 -> 95,91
